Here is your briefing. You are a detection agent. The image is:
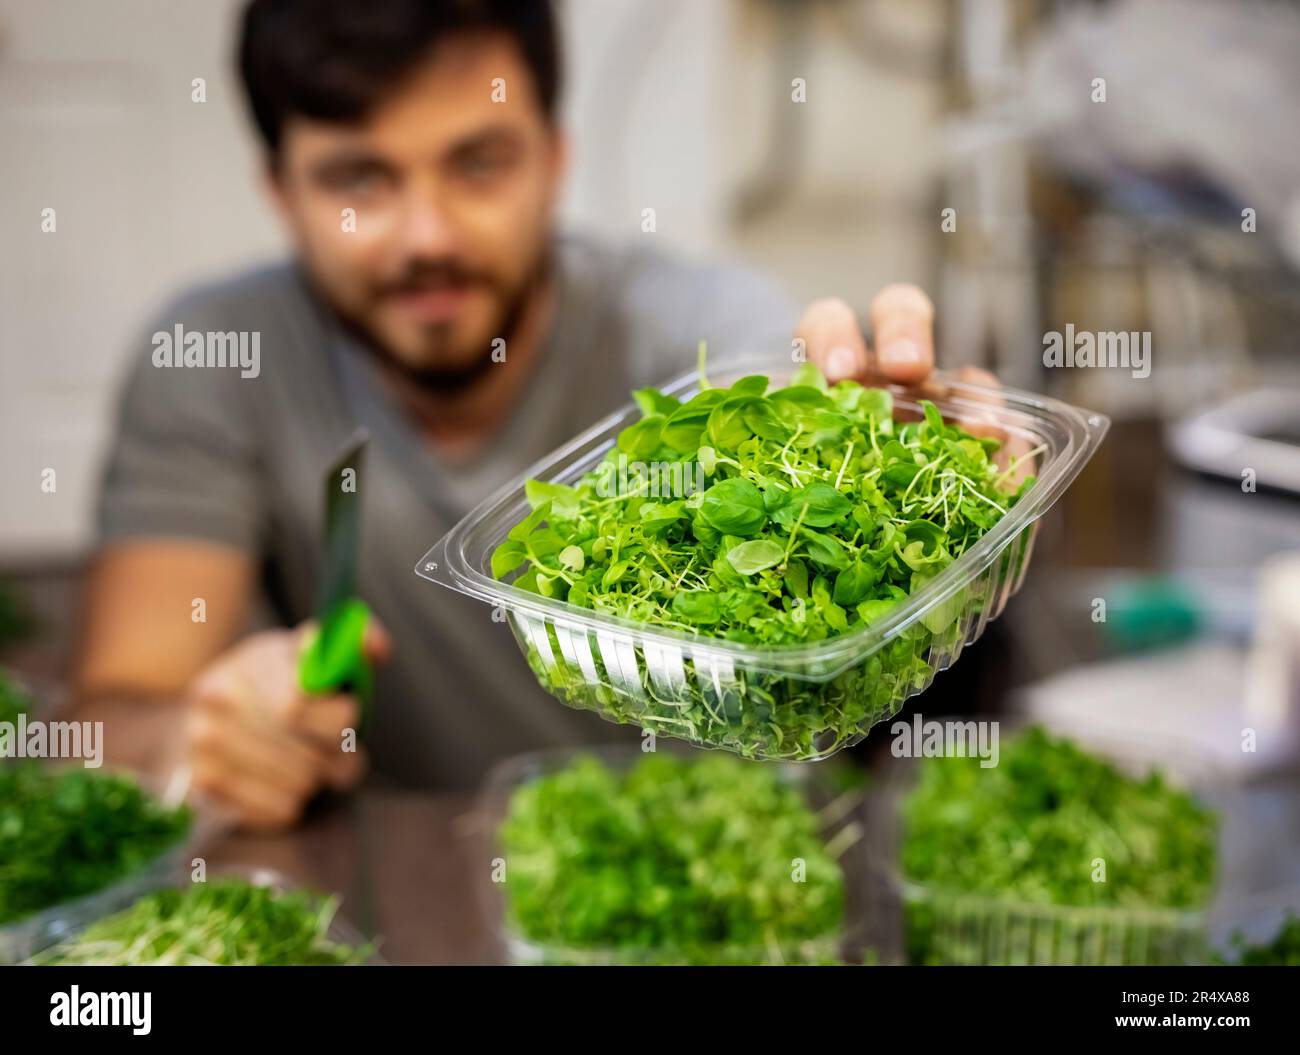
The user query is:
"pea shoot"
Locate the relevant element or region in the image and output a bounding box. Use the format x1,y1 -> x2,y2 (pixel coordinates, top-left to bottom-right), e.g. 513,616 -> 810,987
39,879 -> 368,966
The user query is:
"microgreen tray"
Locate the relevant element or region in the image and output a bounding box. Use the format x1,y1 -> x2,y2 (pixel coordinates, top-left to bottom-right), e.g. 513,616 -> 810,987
871,725 -> 1223,966
473,744 -> 865,965
0,774 -> 228,965
417,357 -> 1108,760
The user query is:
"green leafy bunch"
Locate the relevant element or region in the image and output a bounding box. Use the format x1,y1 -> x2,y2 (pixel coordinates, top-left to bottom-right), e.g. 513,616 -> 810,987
498,752 -> 844,964
491,361 -> 1033,758
0,767 -> 192,925
40,879 -> 369,966
496,361 -> 1031,646
901,726 -> 1218,909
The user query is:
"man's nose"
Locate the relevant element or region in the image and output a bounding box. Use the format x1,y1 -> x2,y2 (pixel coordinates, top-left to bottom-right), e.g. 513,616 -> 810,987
396,192 -> 458,256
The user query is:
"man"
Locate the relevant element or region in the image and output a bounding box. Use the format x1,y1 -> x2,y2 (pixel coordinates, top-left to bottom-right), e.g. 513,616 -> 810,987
72,0 -> 958,829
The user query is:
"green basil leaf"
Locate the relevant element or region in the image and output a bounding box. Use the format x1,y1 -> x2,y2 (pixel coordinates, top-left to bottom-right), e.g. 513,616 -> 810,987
833,559 -> 877,606
632,386 -> 680,418
508,499 -> 551,541
772,481 -> 852,529
524,481 -> 580,520
700,477 -> 767,536
742,398 -> 794,443
616,415 -> 666,459
801,528 -> 849,571
728,375 -> 770,397
661,390 -> 726,454
706,396 -> 756,451
857,598 -> 898,625
491,540 -> 529,579
725,539 -> 785,576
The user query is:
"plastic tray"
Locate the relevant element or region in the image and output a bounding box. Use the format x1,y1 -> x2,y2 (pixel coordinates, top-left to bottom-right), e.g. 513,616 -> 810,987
474,744 -> 866,965
418,357 -> 1108,760
871,724 -> 1223,966
0,773 -> 228,964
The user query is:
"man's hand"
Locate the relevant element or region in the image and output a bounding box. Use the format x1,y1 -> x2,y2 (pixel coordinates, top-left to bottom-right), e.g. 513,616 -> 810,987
798,284 -> 937,386
184,620 -> 391,831
798,284 -> 1032,486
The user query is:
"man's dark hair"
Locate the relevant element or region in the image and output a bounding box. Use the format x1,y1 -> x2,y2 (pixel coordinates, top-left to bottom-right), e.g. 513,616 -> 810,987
238,0 -> 560,154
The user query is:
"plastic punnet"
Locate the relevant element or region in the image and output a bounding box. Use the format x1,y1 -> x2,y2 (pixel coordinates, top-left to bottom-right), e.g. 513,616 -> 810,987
417,358 -> 1109,761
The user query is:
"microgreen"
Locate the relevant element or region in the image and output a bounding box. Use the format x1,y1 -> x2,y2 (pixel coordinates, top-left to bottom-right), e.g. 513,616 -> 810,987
498,752 -> 844,965
494,361 -> 1035,758
0,767 -> 191,926
901,726 -> 1218,964
39,879 -> 368,966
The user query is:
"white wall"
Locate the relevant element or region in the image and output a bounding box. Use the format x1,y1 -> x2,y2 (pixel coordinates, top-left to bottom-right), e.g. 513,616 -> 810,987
0,0 -> 281,560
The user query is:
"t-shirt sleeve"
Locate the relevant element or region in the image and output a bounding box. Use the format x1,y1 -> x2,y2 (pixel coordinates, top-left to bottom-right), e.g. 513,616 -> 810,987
98,300 -> 267,553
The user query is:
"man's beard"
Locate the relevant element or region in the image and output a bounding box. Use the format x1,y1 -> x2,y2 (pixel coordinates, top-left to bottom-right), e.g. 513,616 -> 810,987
362,252 -> 549,396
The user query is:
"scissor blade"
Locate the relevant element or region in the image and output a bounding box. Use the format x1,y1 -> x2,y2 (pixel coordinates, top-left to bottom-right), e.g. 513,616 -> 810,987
317,429 -> 369,620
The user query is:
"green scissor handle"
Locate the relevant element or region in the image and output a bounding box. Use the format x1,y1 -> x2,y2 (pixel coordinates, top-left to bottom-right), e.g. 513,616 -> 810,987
298,597 -> 374,736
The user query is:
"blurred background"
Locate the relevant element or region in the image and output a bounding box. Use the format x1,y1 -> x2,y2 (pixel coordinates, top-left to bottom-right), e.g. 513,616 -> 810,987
1,0 -> 1299,952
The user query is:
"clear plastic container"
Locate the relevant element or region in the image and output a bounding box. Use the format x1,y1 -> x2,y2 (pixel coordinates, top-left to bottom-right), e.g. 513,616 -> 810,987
474,744 -> 867,965
870,724 -> 1223,966
418,358 -> 1109,760
0,774 -> 228,964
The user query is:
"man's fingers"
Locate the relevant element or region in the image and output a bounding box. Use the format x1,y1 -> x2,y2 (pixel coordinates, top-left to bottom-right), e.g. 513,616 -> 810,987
190,756 -> 306,831
868,283 -> 935,385
363,617 -> 393,662
799,288 -> 937,386
188,709 -> 319,800
797,297 -> 870,383
943,365 -> 1037,489
322,745 -> 367,791
293,692 -> 361,747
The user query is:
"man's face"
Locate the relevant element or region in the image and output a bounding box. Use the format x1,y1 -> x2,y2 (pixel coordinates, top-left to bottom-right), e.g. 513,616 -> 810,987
270,34 -> 564,376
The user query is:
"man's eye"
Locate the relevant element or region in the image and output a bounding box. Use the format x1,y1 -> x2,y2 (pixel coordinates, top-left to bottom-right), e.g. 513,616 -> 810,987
455,150 -> 513,182
320,167 -> 391,194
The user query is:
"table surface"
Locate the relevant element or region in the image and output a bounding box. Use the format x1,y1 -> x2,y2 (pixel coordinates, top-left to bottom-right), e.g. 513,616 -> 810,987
208,791 -> 502,966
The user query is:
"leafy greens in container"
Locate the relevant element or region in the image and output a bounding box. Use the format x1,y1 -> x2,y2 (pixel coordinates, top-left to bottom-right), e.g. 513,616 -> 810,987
898,726 -> 1219,965
0,766 -> 192,927
495,751 -> 848,964
38,878 -> 368,966
418,357 -> 1108,760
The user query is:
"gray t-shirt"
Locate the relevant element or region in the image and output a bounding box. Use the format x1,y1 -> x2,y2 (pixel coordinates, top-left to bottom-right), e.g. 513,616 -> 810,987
100,232 -> 799,788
